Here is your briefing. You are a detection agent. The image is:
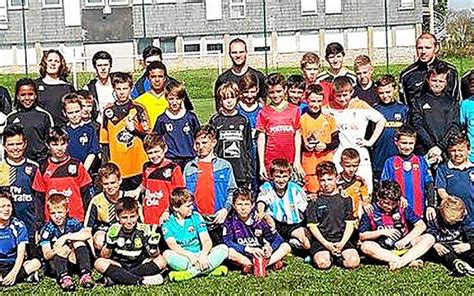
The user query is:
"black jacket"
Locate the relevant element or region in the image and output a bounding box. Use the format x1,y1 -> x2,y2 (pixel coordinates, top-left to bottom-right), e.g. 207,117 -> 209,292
0,86 -> 12,114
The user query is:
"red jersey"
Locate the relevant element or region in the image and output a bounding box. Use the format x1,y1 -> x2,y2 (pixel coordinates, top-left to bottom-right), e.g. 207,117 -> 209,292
142,159 -> 184,224
32,156 -> 92,222
256,102 -> 300,168
194,161 -> 215,215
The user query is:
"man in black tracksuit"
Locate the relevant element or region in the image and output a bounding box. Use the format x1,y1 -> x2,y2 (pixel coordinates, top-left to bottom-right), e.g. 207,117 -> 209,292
400,33 -> 459,108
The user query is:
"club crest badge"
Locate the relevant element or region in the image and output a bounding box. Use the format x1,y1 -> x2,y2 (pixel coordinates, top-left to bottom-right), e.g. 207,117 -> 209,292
403,161 -> 412,172
68,164 -> 77,175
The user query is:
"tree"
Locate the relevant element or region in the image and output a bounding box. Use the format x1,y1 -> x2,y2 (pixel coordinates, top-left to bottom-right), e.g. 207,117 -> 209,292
440,9 -> 473,59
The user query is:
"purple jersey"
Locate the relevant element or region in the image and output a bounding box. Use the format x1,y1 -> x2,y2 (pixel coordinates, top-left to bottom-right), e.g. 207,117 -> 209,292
223,210 -> 284,254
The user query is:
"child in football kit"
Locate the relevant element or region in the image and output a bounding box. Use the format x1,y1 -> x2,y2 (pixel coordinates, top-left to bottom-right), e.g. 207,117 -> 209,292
210,82 -> 253,188
306,161 -> 360,270
154,81 -> 200,170
460,84 -> 474,162
163,188 -> 229,282
287,75 -> 308,113
256,159 -> 311,250
223,188 -> 291,274
359,181 -> 435,270
316,43 -> 357,85
94,196 -> 166,286
256,73 -> 304,181
0,191 -> 41,286
381,126 -> 436,220
427,197 -> 474,276
39,194 -> 94,291
353,55 -> 377,107
299,52 -> 333,106
32,126 -> 93,222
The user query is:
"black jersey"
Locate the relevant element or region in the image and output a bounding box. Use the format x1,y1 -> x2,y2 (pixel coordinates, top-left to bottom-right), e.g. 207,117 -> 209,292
34,78 -> 75,126
354,82 -> 378,108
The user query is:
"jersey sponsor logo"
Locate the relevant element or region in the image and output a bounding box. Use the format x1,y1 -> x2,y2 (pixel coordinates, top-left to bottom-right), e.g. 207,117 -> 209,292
10,186 -> 33,202
68,164 -> 77,175
105,109 -> 114,119
144,190 -> 164,207
79,133 -> 89,145
269,125 -> 294,133
220,130 -> 243,141
49,187 -> 73,197
117,130 -> 134,148
237,237 -> 259,247
223,141 -> 241,158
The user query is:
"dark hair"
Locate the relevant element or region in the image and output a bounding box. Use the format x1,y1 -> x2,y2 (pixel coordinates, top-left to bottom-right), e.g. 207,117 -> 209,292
325,42 -> 345,59
229,38 -> 247,52
61,93 -> 82,111
111,72 -> 133,88
315,161 -> 337,178
265,73 -> 287,89
143,132 -> 167,152
416,33 -> 439,48
375,74 -> 397,89
238,72 -> 258,91
142,45 -> 163,61
287,75 -> 306,90
92,51 -> 113,69
99,162 -> 121,181
304,83 -> 323,98
165,80 -> 186,100
341,148 -> 360,162
269,158 -> 292,176
0,188 -> 13,205
333,76 -> 353,92
232,187 -> 253,204
116,196 -> 139,216
194,124 -> 216,140
300,52 -> 321,69
427,61 -> 450,78
395,125 -> 417,140
447,133 -> 470,149
375,181 -> 402,202
39,49 -> 69,80
2,124 -> 26,145
14,78 -> 37,108
170,188 -> 193,212
145,61 -> 167,78
46,126 -> 69,144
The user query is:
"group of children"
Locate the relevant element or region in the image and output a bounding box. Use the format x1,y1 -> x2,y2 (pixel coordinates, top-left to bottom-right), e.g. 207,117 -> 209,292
0,42 -> 473,291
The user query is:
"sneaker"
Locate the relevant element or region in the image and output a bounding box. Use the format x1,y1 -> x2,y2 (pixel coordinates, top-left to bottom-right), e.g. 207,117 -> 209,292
79,273 -> 94,289
304,256 -> 312,264
208,265 -> 228,277
102,276 -> 115,287
241,265 -> 252,275
454,259 -> 474,276
273,260 -> 284,271
142,274 -> 164,286
25,271 -> 40,283
169,271 -> 194,282
288,238 -> 303,250
59,275 -> 76,292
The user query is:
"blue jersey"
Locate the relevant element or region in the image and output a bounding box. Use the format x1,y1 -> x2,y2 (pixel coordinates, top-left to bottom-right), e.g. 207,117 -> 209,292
460,96 -> 474,162
162,211 -> 207,254
66,122 -> 100,164
256,181 -> 308,225
435,162 -> 474,233
39,217 -> 82,248
0,158 -> 39,239
382,155 -> 433,217
154,110 -> 200,159
237,102 -> 262,159
373,101 -> 409,174
0,218 -> 28,265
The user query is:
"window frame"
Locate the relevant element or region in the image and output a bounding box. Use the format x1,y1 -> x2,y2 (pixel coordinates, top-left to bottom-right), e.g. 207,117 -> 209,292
42,0 -> 62,9
8,0 -> 28,10
84,0 -> 105,7
301,0 -> 317,16
230,0 -> 245,19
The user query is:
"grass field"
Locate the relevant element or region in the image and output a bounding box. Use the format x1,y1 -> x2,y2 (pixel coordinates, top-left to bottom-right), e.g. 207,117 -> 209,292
1,58 -> 474,294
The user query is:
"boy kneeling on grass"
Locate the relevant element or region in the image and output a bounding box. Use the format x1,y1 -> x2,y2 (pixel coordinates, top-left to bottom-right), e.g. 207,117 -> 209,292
0,190 -> 41,286
163,188 -> 229,282
39,194 -> 93,291
94,196 -> 167,286
223,187 -> 291,274
359,181 -> 435,270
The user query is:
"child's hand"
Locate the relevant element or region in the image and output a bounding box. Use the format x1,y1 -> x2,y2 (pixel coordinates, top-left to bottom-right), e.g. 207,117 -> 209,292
53,236 -> 68,250
307,193 -> 318,201
433,243 -> 450,256
159,211 -> 170,225
213,209 -> 228,224
196,253 -> 209,271
246,246 -> 265,258
400,197 -> 408,209
333,242 -> 344,255
2,269 -> 18,286
259,166 -> 269,181
363,203 -> 374,214
314,142 -> 327,152
425,207 -> 436,221
356,138 -> 371,147
381,228 -> 402,241
453,243 -> 471,254
394,238 -> 410,250
256,210 -> 266,221
293,162 -> 306,179
262,245 -> 273,258
125,114 -> 136,132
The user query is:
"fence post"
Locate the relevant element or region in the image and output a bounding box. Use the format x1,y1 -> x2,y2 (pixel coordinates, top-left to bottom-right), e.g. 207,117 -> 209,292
72,49 -> 78,89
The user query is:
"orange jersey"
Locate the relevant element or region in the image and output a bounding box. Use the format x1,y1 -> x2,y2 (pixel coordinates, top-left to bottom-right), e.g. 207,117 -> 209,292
337,174 -> 369,218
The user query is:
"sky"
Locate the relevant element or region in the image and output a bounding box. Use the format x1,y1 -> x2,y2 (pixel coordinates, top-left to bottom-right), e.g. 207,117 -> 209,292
449,0 -> 472,9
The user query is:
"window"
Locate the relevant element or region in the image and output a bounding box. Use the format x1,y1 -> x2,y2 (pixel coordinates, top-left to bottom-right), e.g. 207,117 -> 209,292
252,33 -> 271,52
8,0 -> 27,9
42,0 -> 61,8
183,37 -> 201,55
110,0 -> 128,5
347,28 -> 367,49
64,0 -> 81,26
299,30 -> 319,52
301,0 -> 316,15
205,36 -> 223,54
160,37 -> 176,54
373,26 -> 393,48
230,0 -> 245,18
205,0 -> 222,20
132,0 -> 152,4
395,25 -> 416,47
0,0 -> 7,22
325,0 -> 340,14
277,32 -> 296,53
85,0 -> 104,6
324,29 -> 344,47
400,0 -> 414,9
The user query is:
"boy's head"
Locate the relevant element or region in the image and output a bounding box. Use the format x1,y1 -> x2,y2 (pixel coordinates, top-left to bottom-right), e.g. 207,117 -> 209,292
439,197 -> 466,225
446,133 -> 470,166
112,72 -> 133,103
3,124 -> 27,162
217,82 -> 241,113
300,52 -> 320,83
99,162 -> 122,198
375,181 -> 402,213
305,84 -> 324,113
142,45 -> 163,66
265,73 -> 287,106
170,188 -> 194,218
62,93 -> 83,125
238,72 -> 259,106
325,42 -> 345,72
92,50 -> 112,81
46,127 -> 69,160
333,76 -> 354,108
340,148 -> 360,179
315,161 -> 338,194
427,62 -> 449,96
143,133 -> 168,165
194,125 -> 217,159
47,194 -> 69,227
76,89 -> 95,121
395,126 -> 417,156
116,196 -> 139,231
14,78 -> 37,109
287,74 -> 306,105
0,189 -> 13,222
146,61 -> 167,94
164,80 -> 186,114
375,74 -> 397,104
232,187 -> 253,220
269,159 -> 292,191
353,55 -> 373,88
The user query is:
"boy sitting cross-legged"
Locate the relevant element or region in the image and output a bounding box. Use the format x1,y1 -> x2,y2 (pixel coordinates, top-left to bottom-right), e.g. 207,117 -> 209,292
307,161 -> 360,270
94,196 -> 167,286
359,180 -> 435,270
223,187 -> 291,274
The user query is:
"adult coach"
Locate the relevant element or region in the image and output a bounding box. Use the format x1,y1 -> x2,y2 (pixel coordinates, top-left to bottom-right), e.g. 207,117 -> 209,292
399,33 -> 459,107
131,46 -> 193,110
214,38 -> 266,111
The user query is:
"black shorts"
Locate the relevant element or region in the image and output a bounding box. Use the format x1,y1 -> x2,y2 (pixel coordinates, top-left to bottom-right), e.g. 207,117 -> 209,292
274,220 -> 303,240
309,239 -> 356,257
0,263 -> 14,277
